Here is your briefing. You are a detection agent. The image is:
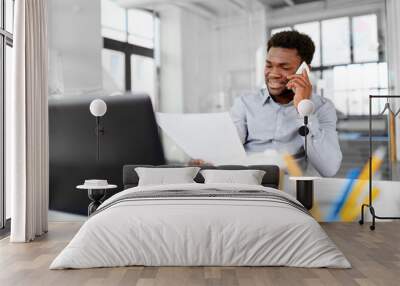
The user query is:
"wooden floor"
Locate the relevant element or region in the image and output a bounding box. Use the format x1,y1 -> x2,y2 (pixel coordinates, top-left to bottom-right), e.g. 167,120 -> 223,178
1,222 -> 399,286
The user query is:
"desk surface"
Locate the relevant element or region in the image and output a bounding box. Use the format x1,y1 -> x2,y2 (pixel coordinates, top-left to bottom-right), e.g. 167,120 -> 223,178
289,176 -> 320,181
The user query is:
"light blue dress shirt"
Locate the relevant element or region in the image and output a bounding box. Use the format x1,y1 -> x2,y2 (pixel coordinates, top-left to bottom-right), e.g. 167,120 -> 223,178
230,88 -> 342,177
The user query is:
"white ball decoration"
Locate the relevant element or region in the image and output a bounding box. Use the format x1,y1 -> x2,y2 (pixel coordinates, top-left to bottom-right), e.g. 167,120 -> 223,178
89,99 -> 107,117
297,99 -> 315,117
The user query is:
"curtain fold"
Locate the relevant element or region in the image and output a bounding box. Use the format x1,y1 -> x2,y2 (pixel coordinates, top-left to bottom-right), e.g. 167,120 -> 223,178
8,0 -> 49,242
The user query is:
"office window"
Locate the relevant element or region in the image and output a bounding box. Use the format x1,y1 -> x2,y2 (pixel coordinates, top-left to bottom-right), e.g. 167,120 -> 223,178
294,22 -> 320,67
5,45 -> 12,220
128,9 -> 154,49
131,55 -> 156,103
5,0 -> 13,32
102,49 -> 125,93
352,14 -> 379,63
101,0 -> 127,42
101,0 -> 159,105
1,0 -> 14,229
321,17 -> 351,65
270,13 -> 385,116
271,26 -> 292,35
323,63 -> 387,115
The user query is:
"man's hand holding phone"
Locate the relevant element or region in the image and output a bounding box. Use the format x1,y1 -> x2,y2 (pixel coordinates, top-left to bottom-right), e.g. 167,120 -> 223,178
286,62 -> 312,109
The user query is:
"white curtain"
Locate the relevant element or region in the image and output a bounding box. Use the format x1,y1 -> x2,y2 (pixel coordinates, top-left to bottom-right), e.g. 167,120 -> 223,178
386,0 -> 400,160
7,0 -> 49,242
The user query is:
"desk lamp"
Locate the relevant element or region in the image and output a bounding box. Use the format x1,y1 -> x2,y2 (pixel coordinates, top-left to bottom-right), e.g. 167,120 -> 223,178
89,99 -> 107,161
297,99 -> 315,163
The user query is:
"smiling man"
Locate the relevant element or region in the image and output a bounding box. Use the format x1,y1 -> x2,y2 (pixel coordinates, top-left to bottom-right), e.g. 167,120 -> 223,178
230,30 -> 342,177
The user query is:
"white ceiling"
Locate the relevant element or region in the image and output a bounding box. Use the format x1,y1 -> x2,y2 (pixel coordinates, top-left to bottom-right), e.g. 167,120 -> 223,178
115,0 -> 324,18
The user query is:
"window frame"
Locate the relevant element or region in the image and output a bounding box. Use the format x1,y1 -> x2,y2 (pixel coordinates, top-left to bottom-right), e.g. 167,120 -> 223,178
268,11 -> 386,116
269,11 -> 384,70
103,37 -> 154,91
101,4 -> 158,93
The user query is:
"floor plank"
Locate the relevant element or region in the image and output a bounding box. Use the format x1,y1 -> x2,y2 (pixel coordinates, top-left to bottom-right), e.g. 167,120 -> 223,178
1,222 -> 399,286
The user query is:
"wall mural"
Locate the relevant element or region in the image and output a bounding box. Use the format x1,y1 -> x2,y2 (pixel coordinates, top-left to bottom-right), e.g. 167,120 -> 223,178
283,147 -> 385,222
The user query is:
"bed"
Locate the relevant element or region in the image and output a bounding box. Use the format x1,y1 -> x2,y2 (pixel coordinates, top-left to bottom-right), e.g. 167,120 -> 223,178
50,165 -> 350,269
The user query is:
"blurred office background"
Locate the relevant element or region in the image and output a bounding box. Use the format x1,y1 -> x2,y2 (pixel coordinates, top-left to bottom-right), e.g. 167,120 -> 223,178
45,0 -> 400,178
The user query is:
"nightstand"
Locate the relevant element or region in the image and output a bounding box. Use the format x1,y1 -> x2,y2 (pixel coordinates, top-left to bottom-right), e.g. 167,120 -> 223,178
289,176 -> 320,210
76,184 -> 117,216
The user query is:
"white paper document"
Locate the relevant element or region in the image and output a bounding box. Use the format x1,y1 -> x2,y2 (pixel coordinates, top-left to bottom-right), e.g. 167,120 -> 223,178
156,112 -> 284,166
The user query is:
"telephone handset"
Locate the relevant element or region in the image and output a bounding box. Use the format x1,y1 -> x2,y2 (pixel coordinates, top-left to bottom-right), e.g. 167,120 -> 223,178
289,62 -> 310,93
295,61 -> 310,76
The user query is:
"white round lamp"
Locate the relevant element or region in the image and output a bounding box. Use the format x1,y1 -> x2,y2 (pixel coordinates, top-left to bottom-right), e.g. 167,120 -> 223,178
89,99 -> 107,161
90,99 -> 107,117
297,99 -> 314,165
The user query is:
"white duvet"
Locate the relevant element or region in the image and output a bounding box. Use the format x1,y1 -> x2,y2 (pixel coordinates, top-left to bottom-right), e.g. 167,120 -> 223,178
50,183 -> 351,269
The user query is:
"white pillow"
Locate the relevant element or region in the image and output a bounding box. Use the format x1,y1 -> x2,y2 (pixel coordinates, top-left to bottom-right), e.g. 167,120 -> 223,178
200,169 -> 266,185
135,167 -> 200,186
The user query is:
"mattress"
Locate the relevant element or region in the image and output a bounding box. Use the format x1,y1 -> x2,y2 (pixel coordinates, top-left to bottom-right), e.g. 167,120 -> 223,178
50,183 -> 351,269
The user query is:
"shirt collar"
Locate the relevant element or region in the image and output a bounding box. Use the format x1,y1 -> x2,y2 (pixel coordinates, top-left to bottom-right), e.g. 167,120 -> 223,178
260,88 -> 271,105
260,87 -> 296,107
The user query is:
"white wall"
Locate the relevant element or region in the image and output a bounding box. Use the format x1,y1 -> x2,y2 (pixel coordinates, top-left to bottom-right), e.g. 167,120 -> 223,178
159,6 -> 185,113
208,11 -> 267,112
180,11 -> 215,113
157,6 -> 187,162
44,0 -> 400,220
157,6 -> 267,162
48,0 -> 102,96
158,6 -> 266,114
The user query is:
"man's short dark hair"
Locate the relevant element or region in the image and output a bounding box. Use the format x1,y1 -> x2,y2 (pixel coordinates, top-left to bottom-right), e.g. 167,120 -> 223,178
267,30 -> 315,65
